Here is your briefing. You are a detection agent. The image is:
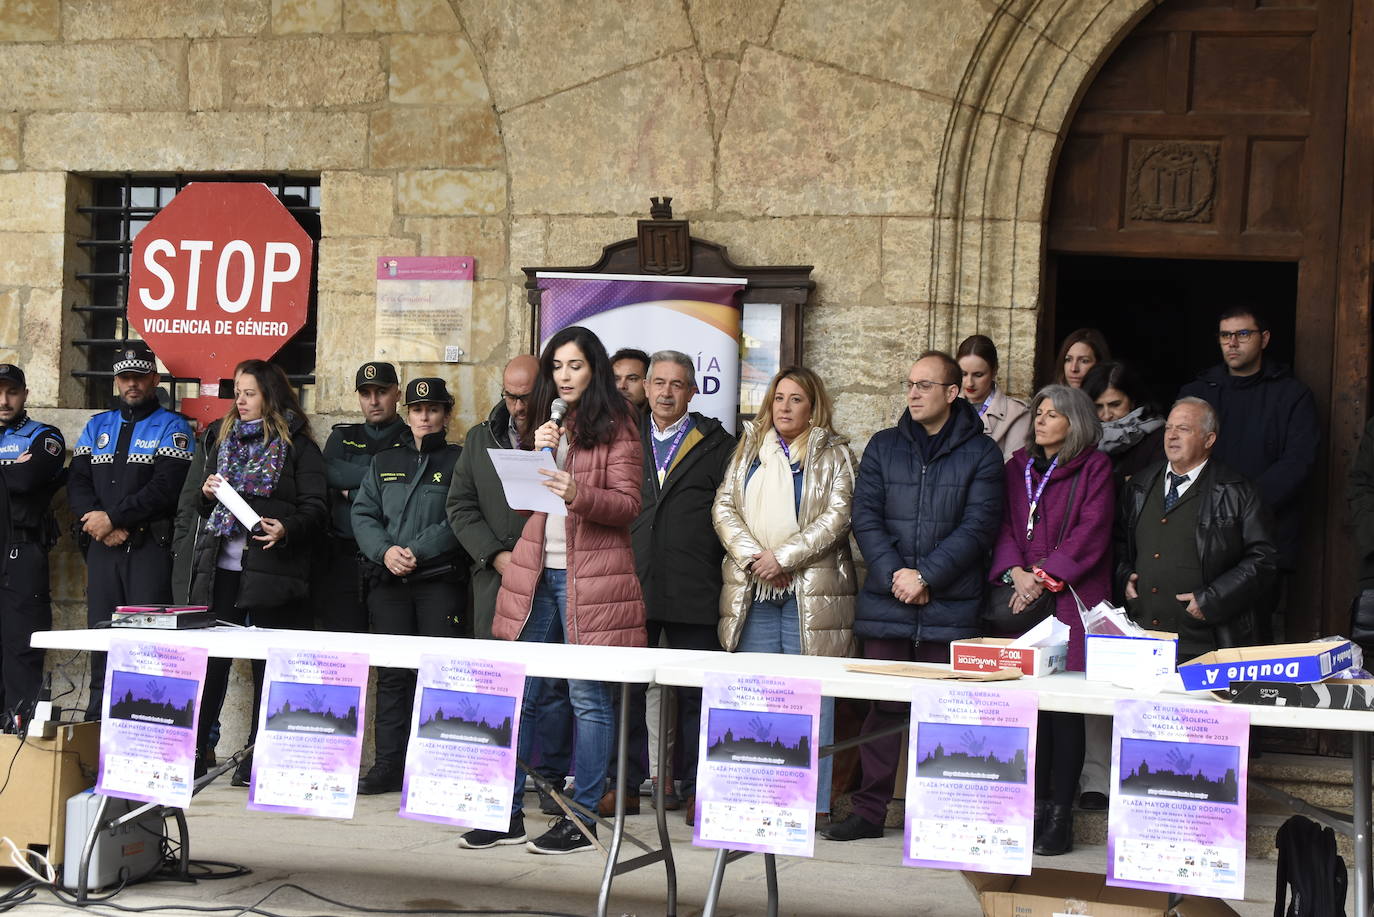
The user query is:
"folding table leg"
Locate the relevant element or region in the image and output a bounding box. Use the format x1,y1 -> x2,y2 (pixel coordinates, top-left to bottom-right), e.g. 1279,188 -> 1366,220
1353,730 -> 1371,917
701,848 -> 730,917
655,682 -> 678,917
764,853 -> 779,917
597,682 -> 632,917
75,790 -> 111,903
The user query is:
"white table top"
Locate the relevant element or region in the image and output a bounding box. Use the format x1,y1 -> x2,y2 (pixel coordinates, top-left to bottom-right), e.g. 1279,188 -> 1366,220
652,651 -> 1374,733
31,628 -> 708,683
34,629 -> 1374,733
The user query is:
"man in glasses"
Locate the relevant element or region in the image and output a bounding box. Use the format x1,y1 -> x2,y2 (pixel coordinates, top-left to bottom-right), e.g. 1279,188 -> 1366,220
1179,306 -> 1317,641
825,350 -> 1004,841
317,362 -> 409,633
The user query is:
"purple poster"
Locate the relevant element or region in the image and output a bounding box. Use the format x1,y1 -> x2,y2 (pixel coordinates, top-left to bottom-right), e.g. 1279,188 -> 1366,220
1108,699 -> 1250,899
399,655 -> 526,830
694,672 -> 820,857
903,685 -> 1038,874
97,639 -> 208,808
247,648 -> 368,819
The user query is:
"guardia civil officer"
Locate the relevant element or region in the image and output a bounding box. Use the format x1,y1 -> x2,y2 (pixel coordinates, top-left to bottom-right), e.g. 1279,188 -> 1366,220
314,362 -> 409,633
0,363 -> 66,722
351,377 -> 467,794
68,346 -> 193,719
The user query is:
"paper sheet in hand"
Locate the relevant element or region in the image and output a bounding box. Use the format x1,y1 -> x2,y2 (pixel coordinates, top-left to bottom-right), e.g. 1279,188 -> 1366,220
214,481 -> 262,530
486,449 -> 567,516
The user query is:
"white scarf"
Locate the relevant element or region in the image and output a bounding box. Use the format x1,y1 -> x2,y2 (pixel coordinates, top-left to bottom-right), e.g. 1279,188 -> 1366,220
743,427 -> 807,600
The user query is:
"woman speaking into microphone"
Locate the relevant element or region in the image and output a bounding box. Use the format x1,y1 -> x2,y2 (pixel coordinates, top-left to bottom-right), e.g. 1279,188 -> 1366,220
460,325 -> 646,856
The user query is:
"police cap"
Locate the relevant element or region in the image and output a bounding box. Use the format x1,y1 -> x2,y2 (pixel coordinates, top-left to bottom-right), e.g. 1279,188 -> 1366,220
112,345 -> 157,376
0,363 -> 24,388
404,377 -> 454,406
355,361 -> 399,391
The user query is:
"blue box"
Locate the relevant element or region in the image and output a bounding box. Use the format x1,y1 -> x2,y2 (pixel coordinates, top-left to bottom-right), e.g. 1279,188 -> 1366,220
1177,641 -> 1358,691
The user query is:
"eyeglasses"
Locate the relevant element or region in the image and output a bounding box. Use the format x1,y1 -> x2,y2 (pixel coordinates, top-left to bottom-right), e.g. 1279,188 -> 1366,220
501,390 -> 531,403
901,379 -> 956,394
1217,330 -> 1260,343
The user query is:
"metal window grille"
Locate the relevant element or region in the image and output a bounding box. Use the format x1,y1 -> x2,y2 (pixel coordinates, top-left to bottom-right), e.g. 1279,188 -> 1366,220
74,174 -> 321,410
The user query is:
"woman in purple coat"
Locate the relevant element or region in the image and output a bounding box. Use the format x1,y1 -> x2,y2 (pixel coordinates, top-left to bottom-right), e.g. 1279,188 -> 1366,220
989,383 -> 1113,857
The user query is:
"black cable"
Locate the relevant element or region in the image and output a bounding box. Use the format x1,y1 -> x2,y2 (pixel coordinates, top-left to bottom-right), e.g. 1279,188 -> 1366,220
0,727 -> 28,795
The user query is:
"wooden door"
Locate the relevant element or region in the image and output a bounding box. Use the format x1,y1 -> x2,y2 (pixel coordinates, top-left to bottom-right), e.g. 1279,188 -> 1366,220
1045,0 -> 1357,643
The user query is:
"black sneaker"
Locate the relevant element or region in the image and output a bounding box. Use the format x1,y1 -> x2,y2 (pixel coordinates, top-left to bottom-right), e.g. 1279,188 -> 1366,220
819,813 -> 884,841
229,754 -> 253,788
1078,791 -> 1108,811
537,784 -> 563,815
357,764 -> 403,795
458,813 -> 527,849
526,816 -> 595,855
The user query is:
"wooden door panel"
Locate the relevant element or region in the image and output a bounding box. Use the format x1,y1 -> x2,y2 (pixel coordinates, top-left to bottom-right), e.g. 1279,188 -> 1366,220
1244,139 -> 1305,235
1081,33 -> 1171,113
1190,35 -> 1312,113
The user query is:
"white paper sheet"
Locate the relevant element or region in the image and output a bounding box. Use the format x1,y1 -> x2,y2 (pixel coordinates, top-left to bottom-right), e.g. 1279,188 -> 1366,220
1008,615 -> 1070,649
214,481 -> 263,530
487,448 -> 568,516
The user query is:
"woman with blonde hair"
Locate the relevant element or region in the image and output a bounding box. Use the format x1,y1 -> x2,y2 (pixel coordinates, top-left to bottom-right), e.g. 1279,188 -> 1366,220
712,365 -> 857,823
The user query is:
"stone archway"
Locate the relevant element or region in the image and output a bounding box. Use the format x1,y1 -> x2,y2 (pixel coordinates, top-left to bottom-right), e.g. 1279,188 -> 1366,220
927,0 -> 1161,395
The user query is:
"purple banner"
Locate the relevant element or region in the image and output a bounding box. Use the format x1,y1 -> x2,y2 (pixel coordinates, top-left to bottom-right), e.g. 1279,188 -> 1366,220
97,639 -> 207,808
694,672 -> 819,857
903,685 -> 1038,874
1107,699 -> 1250,899
399,655 -> 526,830
247,648 -> 368,819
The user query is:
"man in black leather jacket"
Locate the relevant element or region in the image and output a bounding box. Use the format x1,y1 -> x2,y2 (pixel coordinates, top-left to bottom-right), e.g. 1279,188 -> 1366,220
1114,397 -> 1279,662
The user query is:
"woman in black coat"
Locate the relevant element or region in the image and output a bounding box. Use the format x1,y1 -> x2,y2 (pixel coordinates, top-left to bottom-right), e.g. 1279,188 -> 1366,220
189,360 -> 327,782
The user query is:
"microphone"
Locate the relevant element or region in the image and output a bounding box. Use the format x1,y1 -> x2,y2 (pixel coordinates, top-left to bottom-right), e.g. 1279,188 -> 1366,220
542,398 -> 569,454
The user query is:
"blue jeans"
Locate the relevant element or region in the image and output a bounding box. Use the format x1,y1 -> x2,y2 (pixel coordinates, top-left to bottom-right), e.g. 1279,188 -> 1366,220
512,570 -> 614,825
737,594 -> 835,813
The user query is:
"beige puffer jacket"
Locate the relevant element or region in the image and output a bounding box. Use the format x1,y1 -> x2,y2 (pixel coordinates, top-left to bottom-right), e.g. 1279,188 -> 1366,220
712,424 -> 857,657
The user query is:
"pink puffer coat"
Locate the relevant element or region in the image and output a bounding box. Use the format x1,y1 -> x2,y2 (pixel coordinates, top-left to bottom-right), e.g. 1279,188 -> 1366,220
492,419 -> 648,646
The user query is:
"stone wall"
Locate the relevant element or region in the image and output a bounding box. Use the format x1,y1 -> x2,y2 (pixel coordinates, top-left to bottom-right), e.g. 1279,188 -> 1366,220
0,0 -> 1161,748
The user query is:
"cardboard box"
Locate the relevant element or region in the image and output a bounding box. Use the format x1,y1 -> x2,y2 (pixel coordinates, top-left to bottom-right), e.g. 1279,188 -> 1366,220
0,722 -> 100,864
1177,641 -> 1357,691
963,868 -> 1240,916
1224,677 -> 1374,710
951,637 -> 1068,677
1085,631 -> 1178,683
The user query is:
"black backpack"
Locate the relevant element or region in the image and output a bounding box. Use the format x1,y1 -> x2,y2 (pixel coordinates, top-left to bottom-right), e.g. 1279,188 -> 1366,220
1273,814 -> 1347,917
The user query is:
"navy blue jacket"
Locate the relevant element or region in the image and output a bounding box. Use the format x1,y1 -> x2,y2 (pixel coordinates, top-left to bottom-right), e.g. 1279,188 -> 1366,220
1179,360 -> 1317,569
852,398 -> 1005,643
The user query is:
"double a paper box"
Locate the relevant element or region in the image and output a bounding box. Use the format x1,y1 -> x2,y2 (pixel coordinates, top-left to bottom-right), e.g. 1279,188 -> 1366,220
963,868 -> 1240,916
1084,631 -> 1177,683
950,638 -> 1067,677
1178,641 -> 1358,691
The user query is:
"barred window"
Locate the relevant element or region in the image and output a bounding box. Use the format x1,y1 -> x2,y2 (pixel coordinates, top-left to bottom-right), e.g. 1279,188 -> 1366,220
74,175 -> 321,410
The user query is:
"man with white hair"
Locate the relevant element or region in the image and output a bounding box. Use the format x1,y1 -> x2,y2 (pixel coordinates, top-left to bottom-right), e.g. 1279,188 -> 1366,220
1114,397 -> 1279,662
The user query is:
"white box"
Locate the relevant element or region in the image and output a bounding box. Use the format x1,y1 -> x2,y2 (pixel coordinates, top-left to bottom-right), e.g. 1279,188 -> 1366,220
1084,631 -> 1177,683
950,638 -> 1068,677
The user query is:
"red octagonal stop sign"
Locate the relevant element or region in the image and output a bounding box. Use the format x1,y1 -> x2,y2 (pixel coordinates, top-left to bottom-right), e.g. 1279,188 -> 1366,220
128,182 -> 314,386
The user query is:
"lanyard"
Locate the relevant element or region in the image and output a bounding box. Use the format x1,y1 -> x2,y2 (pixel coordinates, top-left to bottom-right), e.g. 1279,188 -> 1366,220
977,398 -> 993,418
654,420 -> 691,485
1023,455 -> 1058,541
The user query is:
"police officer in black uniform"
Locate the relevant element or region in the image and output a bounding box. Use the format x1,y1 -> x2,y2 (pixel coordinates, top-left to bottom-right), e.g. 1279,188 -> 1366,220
68,346 -> 194,718
351,377 -> 467,793
0,363 -> 65,723
314,362 -> 409,633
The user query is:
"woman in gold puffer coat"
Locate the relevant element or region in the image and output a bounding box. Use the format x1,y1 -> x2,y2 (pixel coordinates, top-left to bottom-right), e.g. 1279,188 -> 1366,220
712,365 -> 857,817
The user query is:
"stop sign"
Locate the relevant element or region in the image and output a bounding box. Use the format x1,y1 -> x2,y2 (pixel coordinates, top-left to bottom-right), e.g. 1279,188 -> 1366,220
128,182 -> 314,385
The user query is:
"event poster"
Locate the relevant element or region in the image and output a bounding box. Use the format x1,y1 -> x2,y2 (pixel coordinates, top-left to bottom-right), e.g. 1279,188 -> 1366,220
399,655 -> 526,830
694,672 -> 820,858
535,272 -> 747,432
1108,699 -> 1250,899
97,639 -> 208,808
247,648 -> 368,819
375,256 -> 473,363
903,685 -> 1038,874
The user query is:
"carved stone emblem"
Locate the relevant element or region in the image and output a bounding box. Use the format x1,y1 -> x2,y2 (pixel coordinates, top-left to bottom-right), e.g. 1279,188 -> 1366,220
1127,141 -> 1219,223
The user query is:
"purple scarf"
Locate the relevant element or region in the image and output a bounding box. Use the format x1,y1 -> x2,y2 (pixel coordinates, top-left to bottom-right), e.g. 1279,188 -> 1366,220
205,419 -> 286,537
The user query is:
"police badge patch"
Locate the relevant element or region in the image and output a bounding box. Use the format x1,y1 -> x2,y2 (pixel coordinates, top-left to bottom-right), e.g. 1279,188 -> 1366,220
172,432 -> 189,451
96,432 -> 110,449
44,436 -> 60,456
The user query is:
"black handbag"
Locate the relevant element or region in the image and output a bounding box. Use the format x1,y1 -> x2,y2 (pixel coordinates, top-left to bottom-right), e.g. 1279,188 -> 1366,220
980,471 -> 1080,636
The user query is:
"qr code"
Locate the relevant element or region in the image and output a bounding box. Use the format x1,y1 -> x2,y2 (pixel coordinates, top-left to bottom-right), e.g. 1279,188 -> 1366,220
444,346 -> 462,362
